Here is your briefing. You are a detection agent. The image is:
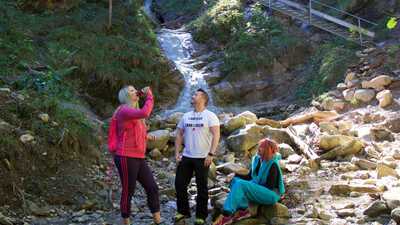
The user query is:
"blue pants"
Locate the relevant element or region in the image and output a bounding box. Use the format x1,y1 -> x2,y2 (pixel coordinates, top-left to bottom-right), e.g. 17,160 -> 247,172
223,177 -> 280,214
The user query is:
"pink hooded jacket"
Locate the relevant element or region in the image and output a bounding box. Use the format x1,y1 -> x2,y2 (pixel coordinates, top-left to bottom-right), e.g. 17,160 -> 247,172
108,90 -> 154,158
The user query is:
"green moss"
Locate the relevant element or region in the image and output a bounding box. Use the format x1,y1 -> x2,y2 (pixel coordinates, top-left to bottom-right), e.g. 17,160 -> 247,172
296,40 -> 358,102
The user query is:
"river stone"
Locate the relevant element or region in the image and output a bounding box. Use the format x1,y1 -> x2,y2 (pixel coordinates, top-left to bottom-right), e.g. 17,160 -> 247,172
278,143 -> 295,159
376,90 -> 393,108
320,139 -> 364,160
384,115 -> 400,133
319,135 -> 353,150
337,208 -> 355,217
391,208 -> 400,224
370,127 -> 395,142
383,188 -> 400,209
361,75 -> 393,91
224,115 -> 250,134
287,154 -> 302,164
165,112 -> 184,125
354,89 -> 376,103
259,203 -> 289,220
377,163 -> 399,179
351,157 -> 377,170
363,200 -> 390,217
319,122 -> 339,135
147,130 -> 170,150
329,184 -> 383,196
226,124 -> 264,153
237,111 -> 258,123
262,126 -> 293,145
321,98 -> 346,111
149,148 -> 162,160
343,88 -> 355,101
216,162 -> 249,175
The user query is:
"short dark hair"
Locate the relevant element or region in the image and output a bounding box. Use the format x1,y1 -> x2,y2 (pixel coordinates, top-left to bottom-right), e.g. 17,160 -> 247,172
197,88 -> 209,106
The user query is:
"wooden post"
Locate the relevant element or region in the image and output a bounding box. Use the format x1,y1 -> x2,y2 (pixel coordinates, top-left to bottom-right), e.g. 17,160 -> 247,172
108,0 -> 113,29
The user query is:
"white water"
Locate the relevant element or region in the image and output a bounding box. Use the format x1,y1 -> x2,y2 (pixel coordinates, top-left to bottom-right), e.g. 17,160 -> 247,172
143,0 -> 219,116
157,29 -> 219,115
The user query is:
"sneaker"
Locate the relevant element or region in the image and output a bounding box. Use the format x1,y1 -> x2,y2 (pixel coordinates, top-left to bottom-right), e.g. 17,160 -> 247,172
212,215 -> 233,225
194,218 -> 206,225
232,209 -> 251,222
174,213 -> 189,223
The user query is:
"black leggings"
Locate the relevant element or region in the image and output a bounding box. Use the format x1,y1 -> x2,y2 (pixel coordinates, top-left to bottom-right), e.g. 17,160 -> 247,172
114,155 -> 160,218
175,156 -> 209,219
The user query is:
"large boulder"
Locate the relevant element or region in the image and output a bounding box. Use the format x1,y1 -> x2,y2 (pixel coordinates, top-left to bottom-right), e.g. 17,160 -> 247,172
319,135 -> 354,150
263,126 -> 293,145
354,89 -> 376,103
226,124 -> 264,153
165,112 -> 184,125
343,88 -> 355,101
376,90 -> 393,108
377,163 -> 399,179
319,139 -> 364,160
224,111 -> 257,134
363,200 -> 390,217
147,130 -> 170,150
278,143 -> 295,159
216,162 -> 249,175
361,75 -> 393,91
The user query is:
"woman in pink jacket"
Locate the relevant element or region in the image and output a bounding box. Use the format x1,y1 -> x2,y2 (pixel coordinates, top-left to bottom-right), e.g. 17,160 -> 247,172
108,85 -> 161,225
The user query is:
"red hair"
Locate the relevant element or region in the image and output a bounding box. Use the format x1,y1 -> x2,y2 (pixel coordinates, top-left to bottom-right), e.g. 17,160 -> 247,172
258,138 -> 278,161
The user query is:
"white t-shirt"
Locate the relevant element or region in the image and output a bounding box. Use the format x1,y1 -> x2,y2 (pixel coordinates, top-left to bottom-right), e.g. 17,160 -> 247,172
177,109 -> 220,158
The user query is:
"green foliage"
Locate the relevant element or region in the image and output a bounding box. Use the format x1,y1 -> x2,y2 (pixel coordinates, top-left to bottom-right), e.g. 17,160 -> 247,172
190,0 -> 246,44
155,0 -> 206,18
191,2 -> 301,79
296,40 -> 358,101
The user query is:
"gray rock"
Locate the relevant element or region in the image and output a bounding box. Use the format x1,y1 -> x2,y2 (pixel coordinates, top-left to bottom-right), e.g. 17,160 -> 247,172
383,188 -> 400,209
363,200 -> 390,217
370,127 -> 395,142
0,213 -> 13,225
226,124 -> 264,153
391,208 -> 400,224
147,130 -> 170,150
278,143 -> 295,159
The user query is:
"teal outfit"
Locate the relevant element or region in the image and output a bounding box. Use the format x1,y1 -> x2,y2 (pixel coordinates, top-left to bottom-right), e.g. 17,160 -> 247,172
222,154 -> 285,214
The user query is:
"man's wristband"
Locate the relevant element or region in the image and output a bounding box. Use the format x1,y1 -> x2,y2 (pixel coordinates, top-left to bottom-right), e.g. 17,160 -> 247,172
208,152 -> 215,157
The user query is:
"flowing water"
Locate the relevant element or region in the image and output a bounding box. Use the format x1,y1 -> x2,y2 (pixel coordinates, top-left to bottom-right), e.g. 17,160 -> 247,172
156,28 -> 219,115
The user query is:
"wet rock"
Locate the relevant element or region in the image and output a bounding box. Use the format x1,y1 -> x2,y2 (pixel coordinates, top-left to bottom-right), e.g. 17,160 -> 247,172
319,135 -> 353,150
278,143 -> 295,159
383,188 -> 400,209
377,163 -> 399,178
363,200 -> 390,217
27,201 -> 52,217
319,137 -> 364,160
361,75 -> 393,91
20,133 -> 34,144
226,124 -> 264,153
319,122 -> 339,135
391,208 -> 400,224
147,130 -> 170,150
149,149 -> 163,160
370,127 -> 395,142
224,115 -> 250,134
376,90 -> 393,108
237,111 -> 258,123
329,184 -> 351,195
354,89 -> 376,103
0,87 -> 11,93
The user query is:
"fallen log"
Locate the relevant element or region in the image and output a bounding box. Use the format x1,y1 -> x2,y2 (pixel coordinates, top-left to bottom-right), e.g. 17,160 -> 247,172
286,126 -> 320,170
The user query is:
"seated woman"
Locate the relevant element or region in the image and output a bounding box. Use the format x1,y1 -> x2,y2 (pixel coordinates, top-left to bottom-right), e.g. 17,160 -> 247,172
213,138 -> 285,225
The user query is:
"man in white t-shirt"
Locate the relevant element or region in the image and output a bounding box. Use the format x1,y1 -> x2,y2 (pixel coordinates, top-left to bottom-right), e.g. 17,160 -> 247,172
174,88 -> 220,225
